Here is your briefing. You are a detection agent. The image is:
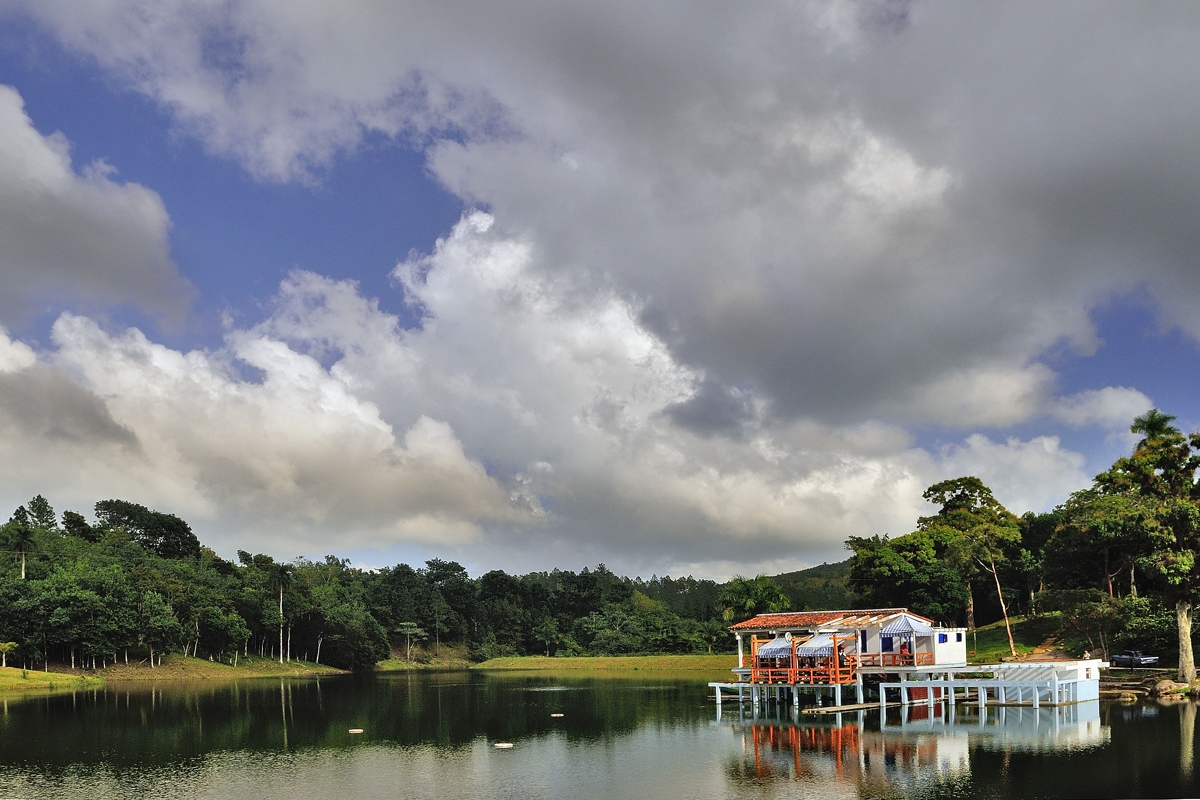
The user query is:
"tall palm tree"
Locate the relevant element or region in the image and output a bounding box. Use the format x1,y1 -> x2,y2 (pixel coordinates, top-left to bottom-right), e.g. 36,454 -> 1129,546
1131,408 -> 1180,450
2,523 -> 36,580
269,564 -> 294,664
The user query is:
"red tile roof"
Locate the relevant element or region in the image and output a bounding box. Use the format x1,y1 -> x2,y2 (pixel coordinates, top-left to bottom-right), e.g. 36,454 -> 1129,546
727,608 -> 913,631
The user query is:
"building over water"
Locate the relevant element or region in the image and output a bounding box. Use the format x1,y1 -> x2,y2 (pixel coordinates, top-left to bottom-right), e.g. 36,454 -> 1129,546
712,608 -> 1105,711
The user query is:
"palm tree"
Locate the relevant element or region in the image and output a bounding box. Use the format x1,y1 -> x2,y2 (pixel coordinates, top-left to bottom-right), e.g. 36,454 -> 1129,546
1131,408 -> 1180,450
718,575 -> 790,624
269,564 -> 294,664
2,522 -> 36,579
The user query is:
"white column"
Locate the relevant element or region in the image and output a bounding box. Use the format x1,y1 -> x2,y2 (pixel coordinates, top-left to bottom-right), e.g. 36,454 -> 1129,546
737,634 -> 744,669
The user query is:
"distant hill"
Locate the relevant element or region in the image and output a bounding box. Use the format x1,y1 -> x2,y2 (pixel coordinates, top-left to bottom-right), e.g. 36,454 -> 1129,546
768,559 -> 856,611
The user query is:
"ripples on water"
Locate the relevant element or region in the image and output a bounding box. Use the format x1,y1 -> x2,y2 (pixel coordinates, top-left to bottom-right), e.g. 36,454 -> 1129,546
0,672 -> 1195,799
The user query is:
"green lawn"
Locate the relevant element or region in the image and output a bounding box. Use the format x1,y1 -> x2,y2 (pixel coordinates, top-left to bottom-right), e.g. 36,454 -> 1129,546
0,666 -> 102,694
966,615 -> 1062,664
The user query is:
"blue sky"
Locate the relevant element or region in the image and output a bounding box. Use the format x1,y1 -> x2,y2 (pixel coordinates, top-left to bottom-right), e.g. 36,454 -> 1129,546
0,2 -> 1197,578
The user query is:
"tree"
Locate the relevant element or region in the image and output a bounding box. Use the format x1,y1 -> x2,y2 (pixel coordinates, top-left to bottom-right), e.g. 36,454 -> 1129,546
268,564 -> 294,664
531,617 -> 560,657
395,621 -> 427,661
1,522 -> 36,580
1089,417 -> 1200,683
61,511 -> 97,542
94,500 -> 200,559
139,591 -> 183,668
847,530 -> 971,624
26,496 -> 56,531
718,575 -> 789,624
1131,408 -> 1179,451
0,642 -> 15,668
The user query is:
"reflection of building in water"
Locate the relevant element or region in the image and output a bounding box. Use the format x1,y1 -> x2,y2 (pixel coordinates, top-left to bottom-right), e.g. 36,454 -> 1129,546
727,718 -> 969,795
723,700 -> 1108,794
883,699 -> 1110,752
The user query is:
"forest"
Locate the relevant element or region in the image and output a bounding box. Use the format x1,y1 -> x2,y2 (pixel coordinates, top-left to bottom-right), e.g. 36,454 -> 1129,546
0,496 -> 739,671
2,409 -> 1198,678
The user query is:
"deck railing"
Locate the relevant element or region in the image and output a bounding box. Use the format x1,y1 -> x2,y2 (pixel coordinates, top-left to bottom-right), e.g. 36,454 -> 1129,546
855,652 -> 934,668
749,659 -> 858,686
749,652 -> 937,684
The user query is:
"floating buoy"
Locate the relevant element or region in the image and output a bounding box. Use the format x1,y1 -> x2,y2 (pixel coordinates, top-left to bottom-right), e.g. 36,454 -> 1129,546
348,729 -> 364,734
550,713 -> 564,718
493,742 -> 514,749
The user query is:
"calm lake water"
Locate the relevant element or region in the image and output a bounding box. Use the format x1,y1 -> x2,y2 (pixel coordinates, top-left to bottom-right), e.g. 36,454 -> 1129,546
0,671 -> 1195,799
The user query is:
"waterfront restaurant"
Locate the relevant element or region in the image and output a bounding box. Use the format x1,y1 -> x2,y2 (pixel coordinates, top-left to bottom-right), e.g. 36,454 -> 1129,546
729,608 -> 969,684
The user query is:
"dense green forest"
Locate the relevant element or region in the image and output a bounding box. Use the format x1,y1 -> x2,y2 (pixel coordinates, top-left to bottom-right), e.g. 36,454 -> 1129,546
0,495 -> 767,671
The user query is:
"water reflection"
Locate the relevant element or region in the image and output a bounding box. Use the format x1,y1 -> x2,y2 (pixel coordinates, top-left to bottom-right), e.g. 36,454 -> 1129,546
0,674 -> 1195,799
722,700 -> 1132,797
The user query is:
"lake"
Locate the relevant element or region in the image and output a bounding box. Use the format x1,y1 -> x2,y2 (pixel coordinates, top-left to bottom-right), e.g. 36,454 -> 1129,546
0,671 -> 1195,799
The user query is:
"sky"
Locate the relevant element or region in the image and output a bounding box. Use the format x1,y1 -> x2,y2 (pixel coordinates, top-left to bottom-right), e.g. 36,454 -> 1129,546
0,0 -> 1198,579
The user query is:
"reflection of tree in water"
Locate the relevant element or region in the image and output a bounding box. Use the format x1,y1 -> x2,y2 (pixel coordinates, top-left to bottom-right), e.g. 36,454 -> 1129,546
0,673 -> 717,768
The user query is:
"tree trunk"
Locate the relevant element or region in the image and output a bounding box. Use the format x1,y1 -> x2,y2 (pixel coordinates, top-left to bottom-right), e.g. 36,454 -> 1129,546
1105,549 -> 1113,598
1129,559 -> 1137,598
279,586 -> 284,665
1178,599 -> 1196,684
965,585 -> 975,631
20,551 -> 25,580
286,625 -> 291,663
989,557 -> 1017,658
315,635 -> 323,665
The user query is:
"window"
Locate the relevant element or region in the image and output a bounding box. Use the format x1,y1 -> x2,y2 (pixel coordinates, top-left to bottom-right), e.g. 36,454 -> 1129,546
860,630 -> 868,651
938,633 -> 948,644
881,636 -> 894,652
956,632 -> 963,642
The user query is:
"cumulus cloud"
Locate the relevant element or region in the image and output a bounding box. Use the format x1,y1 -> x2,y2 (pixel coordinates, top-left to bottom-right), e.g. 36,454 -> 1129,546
0,215 -> 1097,574
0,309 -> 523,555
0,84 -> 190,322
1051,387 -> 1153,431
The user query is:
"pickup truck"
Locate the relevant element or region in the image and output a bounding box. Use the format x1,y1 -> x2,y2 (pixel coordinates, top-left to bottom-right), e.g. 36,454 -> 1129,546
1109,650 -> 1159,667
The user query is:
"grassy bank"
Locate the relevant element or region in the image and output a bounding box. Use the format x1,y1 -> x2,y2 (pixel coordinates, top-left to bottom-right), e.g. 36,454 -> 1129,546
966,615 -> 1063,664
376,642 -> 472,671
472,654 -> 737,675
0,666 -> 102,694
101,654 -> 345,681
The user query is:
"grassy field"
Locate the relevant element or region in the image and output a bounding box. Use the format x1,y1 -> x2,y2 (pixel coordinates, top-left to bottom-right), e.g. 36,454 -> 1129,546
0,666 -> 102,694
966,615 -> 1063,664
472,654 -> 737,676
101,654 -> 345,681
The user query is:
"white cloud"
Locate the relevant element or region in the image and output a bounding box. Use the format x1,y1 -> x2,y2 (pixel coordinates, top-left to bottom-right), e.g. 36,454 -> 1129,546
936,434 -> 1090,516
0,84 -> 190,322
0,310 -> 526,554
1051,386 -> 1152,430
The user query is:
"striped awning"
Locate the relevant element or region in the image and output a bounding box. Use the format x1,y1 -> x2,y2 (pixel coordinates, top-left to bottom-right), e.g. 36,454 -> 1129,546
794,633 -> 836,656
881,613 -> 935,636
756,637 -> 793,657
